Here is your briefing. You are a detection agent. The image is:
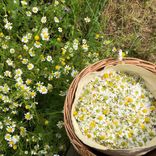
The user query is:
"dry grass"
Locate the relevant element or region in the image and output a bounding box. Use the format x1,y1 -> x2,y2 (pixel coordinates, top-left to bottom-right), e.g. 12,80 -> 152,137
101,0 -> 156,62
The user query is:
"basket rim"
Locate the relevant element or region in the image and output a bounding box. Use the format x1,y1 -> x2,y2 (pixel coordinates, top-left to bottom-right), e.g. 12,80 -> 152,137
64,57 -> 156,156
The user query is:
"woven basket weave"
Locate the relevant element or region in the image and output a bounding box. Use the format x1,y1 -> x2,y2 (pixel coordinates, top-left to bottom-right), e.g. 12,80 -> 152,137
64,58 -> 156,156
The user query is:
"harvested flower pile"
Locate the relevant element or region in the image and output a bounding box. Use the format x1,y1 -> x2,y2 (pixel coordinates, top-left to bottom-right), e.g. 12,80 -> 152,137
73,71 -> 156,149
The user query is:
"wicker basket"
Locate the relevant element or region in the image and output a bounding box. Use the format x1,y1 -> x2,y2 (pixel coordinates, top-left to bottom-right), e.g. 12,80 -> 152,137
64,57 -> 156,156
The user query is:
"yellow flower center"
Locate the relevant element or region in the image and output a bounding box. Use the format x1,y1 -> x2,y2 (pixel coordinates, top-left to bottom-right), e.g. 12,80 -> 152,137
34,35 -> 40,41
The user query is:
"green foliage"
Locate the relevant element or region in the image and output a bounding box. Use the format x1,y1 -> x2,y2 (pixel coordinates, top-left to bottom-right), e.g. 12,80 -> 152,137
0,0 -> 114,155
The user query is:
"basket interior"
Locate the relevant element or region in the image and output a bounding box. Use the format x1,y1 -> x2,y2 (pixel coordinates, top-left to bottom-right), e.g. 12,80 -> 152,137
64,58 -> 156,156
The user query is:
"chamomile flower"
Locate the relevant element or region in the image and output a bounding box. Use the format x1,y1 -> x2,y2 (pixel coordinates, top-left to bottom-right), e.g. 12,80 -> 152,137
28,48 -> 35,57
4,22 -> 13,30
12,135 -> 20,144
27,33 -> 32,39
23,44 -> 29,51
40,28 -> 49,41
21,1 -> 27,6
54,0 -> 59,6
82,39 -> 87,44
112,47 -> 117,52
32,7 -> 38,13
38,86 -> 48,94
54,71 -> 61,78
27,63 -> 34,70
82,44 -> 89,52
10,48 -> 15,54
4,71 -> 12,77
58,27 -> 62,32
8,141 -> 14,147
41,16 -> 47,23
6,58 -> 14,67
71,69 -> 78,77
22,58 -> 28,64
5,134 -> 11,141
3,84 -> 10,94
15,69 -> 23,77
57,121 -> 64,129
6,126 -> 15,133
34,41 -> 42,48
2,44 -> 8,49
3,18 -> 8,23
24,151 -> 29,155
32,28 -> 38,32
54,17 -> 59,23
15,77 -> 23,84
26,11 -> 32,17
30,91 -> 36,98
46,56 -> 52,62
22,35 -> 28,43
5,36 -> 10,40
84,17 -> 91,23
64,65 -> 71,74
73,39 -> 79,50
25,112 -> 33,120
26,79 -> 32,85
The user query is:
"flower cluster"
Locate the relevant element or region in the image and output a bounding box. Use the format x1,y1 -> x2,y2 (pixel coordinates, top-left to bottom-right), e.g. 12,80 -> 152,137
0,0 -> 116,155
74,71 -> 156,149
